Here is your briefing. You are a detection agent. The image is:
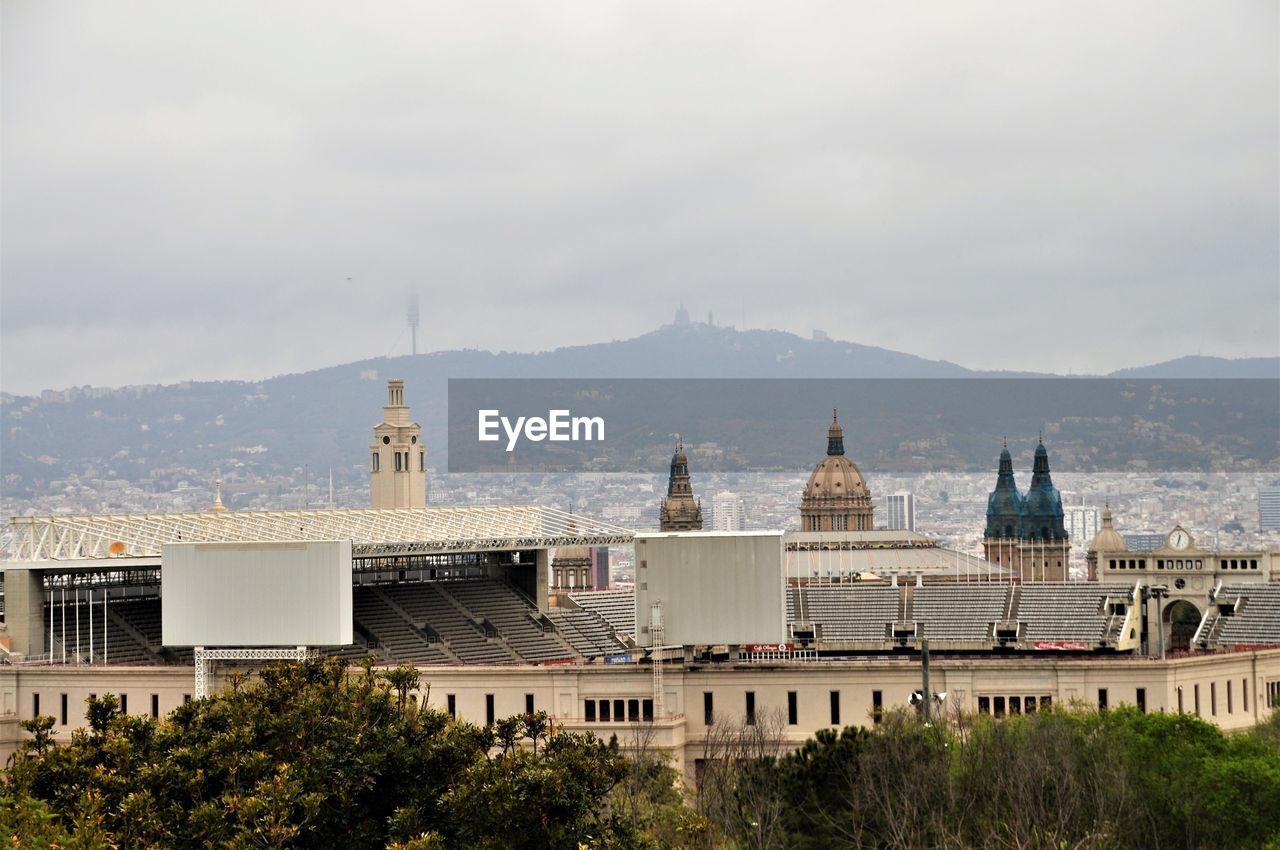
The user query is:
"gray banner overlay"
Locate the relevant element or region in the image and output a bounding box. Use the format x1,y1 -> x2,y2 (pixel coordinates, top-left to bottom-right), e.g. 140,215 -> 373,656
447,379 -> 1279,474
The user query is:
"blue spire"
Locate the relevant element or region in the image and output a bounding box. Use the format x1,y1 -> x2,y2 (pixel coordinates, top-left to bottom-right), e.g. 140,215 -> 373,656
984,443 -> 1025,539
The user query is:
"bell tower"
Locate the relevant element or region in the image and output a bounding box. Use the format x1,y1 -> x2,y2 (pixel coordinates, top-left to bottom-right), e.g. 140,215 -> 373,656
659,441 -> 703,531
370,379 -> 427,509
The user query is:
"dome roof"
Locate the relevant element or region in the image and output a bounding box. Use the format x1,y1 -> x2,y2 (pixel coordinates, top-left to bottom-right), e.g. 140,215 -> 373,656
805,454 -> 870,499
554,544 -> 591,563
672,443 -> 688,467
1088,506 -> 1127,553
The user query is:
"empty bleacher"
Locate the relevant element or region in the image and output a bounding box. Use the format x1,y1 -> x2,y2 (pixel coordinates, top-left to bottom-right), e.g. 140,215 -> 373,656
1206,584 -> 1280,647
568,590 -> 637,636
45,599 -> 155,663
913,584 -> 1010,642
789,584 -> 898,642
441,579 -> 572,663
1018,583 -> 1130,644
386,581 -> 515,663
352,586 -> 453,665
547,608 -> 627,657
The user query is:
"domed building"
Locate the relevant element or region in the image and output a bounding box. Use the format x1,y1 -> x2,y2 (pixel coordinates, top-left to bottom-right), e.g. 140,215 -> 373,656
659,442 -> 703,531
800,411 -> 874,532
552,513 -> 596,590
1085,505 -> 1127,580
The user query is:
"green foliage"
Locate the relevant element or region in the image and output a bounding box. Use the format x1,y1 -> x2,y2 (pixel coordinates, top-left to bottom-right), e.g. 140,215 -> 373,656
2,658 -> 630,849
767,706 -> 1280,850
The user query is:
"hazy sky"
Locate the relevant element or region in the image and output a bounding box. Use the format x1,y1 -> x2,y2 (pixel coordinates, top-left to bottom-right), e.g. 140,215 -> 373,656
3,1 -> 1277,394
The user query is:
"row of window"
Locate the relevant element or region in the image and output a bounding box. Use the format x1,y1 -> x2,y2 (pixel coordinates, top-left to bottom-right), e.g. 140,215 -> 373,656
32,691 -> 189,725
444,693 -> 536,726
1108,558 -> 1261,571
1176,679 -> 1251,716
370,451 -> 426,473
700,689 -> 883,728
804,515 -> 870,532
584,698 -> 655,723
977,695 -> 1052,716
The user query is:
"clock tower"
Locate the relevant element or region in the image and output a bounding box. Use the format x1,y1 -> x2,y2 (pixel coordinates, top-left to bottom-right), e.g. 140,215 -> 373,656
370,379 -> 427,509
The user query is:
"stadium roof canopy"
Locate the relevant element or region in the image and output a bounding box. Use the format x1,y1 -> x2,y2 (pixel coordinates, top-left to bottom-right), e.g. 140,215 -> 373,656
6,506 -> 635,563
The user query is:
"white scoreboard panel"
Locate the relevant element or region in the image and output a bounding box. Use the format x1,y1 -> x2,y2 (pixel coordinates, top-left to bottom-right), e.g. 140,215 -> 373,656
162,540 -> 352,647
634,532 -> 786,647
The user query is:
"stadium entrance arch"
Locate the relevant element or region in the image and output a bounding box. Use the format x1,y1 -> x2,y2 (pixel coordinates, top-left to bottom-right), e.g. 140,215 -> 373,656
1164,599 -> 1200,653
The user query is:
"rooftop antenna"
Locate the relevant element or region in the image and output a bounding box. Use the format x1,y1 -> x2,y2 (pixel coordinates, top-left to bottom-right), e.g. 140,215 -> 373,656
329,467 -> 334,510
407,295 -> 420,356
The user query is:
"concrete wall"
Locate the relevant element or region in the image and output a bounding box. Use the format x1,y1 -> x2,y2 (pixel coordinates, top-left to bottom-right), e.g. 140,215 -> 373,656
4,649 -> 1277,773
3,569 -> 46,658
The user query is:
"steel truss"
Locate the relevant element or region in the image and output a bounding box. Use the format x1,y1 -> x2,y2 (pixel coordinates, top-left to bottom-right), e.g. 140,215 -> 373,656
9,505 -> 634,562
193,646 -> 310,699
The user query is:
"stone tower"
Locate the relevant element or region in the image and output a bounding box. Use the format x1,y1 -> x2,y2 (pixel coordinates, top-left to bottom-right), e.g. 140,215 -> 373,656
370,379 -> 426,509
982,440 -> 1069,581
659,442 -> 703,531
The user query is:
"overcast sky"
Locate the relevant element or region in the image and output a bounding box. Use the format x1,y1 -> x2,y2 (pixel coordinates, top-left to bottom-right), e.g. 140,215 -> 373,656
2,1 -> 1276,394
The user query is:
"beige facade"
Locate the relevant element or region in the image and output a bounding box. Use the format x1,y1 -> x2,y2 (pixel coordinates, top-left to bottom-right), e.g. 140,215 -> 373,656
1088,520 -> 1275,652
5,649 -> 1277,777
370,379 -> 427,509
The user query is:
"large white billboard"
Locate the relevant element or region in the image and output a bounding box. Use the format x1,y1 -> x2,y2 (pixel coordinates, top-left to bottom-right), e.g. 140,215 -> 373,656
634,532 -> 786,647
162,540 -> 353,647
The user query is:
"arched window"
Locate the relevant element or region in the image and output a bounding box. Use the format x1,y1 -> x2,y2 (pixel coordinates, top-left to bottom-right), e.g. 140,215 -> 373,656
395,452 -> 403,472
371,453 -> 380,472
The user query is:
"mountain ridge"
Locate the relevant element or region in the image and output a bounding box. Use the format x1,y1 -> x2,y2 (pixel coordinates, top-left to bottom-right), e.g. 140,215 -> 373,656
2,322 -> 1275,506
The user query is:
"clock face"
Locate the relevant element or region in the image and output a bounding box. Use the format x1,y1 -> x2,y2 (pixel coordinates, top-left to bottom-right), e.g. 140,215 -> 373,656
1169,529 -> 1190,550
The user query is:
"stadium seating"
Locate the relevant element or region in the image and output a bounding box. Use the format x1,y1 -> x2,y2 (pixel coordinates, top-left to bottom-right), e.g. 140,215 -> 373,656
1017,583 -> 1130,644
789,585 -> 898,641
45,598 -> 155,663
386,581 -> 516,663
913,585 -> 1010,641
547,608 -> 628,657
352,586 -> 453,665
568,590 -> 637,636
1206,584 -> 1280,647
439,579 -> 573,663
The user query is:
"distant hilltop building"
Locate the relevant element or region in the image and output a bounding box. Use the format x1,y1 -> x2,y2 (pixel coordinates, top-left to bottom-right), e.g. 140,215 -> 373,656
800,411 -> 873,532
982,440 -> 1069,582
711,490 -> 744,532
1123,532 -> 1169,551
658,442 -> 703,531
1064,504 -> 1101,545
370,379 -> 426,509
883,492 -> 915,532
1260,487 -> 1280,531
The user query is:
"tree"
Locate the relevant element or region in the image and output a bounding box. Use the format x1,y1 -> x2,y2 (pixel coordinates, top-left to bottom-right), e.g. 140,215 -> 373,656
3,658 -> 634,849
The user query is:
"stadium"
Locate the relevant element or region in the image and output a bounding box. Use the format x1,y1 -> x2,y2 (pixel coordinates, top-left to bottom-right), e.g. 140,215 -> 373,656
1,385 -> 1278,776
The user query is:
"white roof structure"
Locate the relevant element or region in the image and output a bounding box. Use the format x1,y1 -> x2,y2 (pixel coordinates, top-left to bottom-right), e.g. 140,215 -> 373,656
7,506 -> 635,562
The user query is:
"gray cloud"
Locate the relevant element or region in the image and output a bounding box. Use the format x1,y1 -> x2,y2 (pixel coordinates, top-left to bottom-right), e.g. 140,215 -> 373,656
2,0 -> 1276,393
